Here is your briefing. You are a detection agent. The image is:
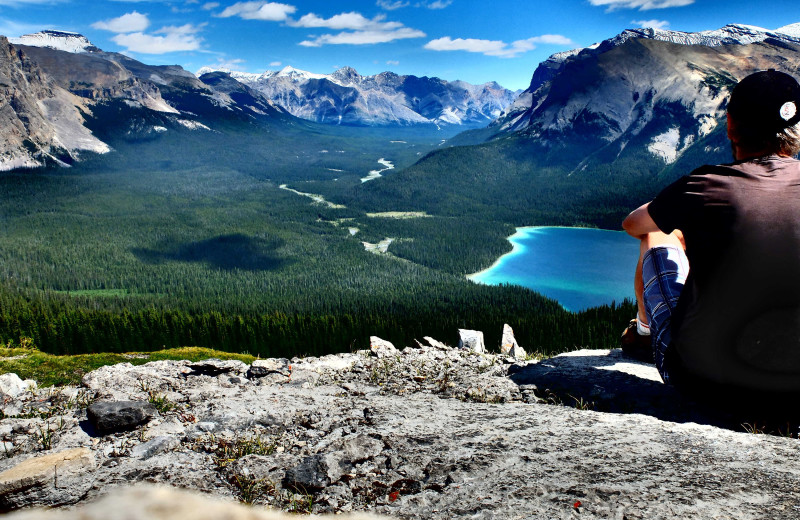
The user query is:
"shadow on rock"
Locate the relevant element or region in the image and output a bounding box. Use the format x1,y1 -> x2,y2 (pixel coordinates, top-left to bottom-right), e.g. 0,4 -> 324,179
133,233 -> 289,271
508,349 -> 797,432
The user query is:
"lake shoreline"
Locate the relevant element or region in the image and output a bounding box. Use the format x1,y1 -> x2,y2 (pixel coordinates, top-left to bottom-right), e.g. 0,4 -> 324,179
467,226 -> 637,312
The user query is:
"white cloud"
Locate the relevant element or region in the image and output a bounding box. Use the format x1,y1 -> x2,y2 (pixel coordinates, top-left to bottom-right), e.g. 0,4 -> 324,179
291,12 -> 386,30
295,11 -> 424,46
92,11 -> 150,33
269,60 -> 282,66
425,34 -> 573,58
217,1 -> 296,21
112,23 -> 203,53
202,1 -> 219,9
376,0 -> 409,9
421,0 -> 452,8
632,19 -> 670,29
203,57 -> 245,70
588,0 -> 693,11
300,27 -> 424,46
0,0 -> 58,5
386,60 -> 399,65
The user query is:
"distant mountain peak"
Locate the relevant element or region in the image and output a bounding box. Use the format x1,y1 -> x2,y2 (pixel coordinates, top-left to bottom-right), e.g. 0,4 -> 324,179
9,30 -> 99,53
330,66 -> 361,84
275,66 -> 326,81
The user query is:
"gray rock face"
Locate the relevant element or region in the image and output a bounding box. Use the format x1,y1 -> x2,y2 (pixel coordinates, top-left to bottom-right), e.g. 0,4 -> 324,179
458,329 -> 486,353
247,358 -> 290,379
130,436 -> 179,460
0,448 -> 96,512
0,374 -> 36,398
2,346 -> 800,518
86,401 -> 156,435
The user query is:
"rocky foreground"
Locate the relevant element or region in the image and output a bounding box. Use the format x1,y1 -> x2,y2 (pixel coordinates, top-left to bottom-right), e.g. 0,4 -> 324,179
2,331 -> 800,519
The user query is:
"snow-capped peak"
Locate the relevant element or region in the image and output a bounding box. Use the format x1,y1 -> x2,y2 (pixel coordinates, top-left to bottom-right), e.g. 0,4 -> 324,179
776,22 -> 800,38
196,66 -> 226,77
275,66 -> 327,81
9,30 -> 98,53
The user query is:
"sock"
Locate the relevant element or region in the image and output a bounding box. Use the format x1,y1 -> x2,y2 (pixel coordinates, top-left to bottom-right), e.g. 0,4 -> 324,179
636,319 -> 651,336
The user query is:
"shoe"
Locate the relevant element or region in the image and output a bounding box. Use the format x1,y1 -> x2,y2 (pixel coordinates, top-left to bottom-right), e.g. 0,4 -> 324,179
620,318 -> 654,363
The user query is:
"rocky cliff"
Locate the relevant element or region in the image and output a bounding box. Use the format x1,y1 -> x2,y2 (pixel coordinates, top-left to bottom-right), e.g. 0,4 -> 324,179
0,37 -> 109,171
2,333 -> 799,518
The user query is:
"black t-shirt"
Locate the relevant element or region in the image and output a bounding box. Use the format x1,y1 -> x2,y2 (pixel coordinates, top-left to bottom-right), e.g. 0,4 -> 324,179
648,155 -> 800,391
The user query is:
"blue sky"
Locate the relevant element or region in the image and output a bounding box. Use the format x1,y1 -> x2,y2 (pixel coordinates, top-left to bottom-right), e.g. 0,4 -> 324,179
2,0 -> 800,90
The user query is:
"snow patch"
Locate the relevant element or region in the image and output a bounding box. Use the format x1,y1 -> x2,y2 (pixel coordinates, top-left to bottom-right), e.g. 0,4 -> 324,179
697,116 -> 718,138
9,31 -> 97,53
648,128 -> 681,164
153,126 -> 168,133
176,119 -> 211,131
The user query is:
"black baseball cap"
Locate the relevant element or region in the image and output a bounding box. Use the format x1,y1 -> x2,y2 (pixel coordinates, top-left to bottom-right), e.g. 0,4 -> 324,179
727,69 -> 800,132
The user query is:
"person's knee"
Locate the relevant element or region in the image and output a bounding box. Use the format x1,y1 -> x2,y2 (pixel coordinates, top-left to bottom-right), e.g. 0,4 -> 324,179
641,230 -> 684,252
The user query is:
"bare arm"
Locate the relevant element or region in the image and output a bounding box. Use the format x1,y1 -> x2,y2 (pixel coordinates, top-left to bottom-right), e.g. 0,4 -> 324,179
622,202 -> 661,239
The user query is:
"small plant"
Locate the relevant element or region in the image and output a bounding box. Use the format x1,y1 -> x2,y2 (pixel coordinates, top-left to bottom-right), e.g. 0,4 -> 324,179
147,391 -> 175,414
285,489 -> 314,514
569,394 -> 595,411
194,433 -> 278,468
741,422 -> 766,435
74,389 -> 98,410
229,474 -> 273,504
36,421 -> 56,450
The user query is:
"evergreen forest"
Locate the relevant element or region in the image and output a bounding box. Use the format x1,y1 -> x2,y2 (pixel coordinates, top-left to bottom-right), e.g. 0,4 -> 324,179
0,109 -> 639,358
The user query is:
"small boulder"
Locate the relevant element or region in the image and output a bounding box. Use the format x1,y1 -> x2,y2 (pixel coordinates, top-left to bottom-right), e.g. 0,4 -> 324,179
284,454 -> 334,491
87,401 -> 156,435
130,436 -> 179,460
370,337 -> 398,358
458,329 -> 485,353
0,374 -> 36,398
500,324 -> 527,359
0,448 -> 96,511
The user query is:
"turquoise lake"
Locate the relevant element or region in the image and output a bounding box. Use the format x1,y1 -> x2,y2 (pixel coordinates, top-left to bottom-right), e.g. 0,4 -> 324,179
468,227 -> 640,312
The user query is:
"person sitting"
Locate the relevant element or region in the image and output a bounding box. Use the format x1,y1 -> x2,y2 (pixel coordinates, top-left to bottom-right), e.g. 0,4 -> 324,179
621,69 -> 800,395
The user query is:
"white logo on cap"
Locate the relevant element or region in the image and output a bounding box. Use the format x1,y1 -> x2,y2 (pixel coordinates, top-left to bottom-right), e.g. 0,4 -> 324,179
780,101 -> 797,121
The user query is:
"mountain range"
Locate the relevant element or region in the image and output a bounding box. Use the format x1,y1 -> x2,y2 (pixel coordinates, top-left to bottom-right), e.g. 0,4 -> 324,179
4,23 -> 800,187
350,23 -> 800,228
196,65 -> 519,127
0,29 -> 517,171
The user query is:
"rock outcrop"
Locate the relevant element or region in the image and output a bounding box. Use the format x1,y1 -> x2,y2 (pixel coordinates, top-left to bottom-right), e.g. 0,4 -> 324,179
1,341 -> 800,518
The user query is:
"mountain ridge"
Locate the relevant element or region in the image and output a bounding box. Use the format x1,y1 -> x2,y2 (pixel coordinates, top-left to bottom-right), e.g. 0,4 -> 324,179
198,64 -> 519,127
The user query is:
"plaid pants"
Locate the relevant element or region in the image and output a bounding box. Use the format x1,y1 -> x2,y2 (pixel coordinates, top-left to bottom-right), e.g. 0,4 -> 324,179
642,245 -> 689,385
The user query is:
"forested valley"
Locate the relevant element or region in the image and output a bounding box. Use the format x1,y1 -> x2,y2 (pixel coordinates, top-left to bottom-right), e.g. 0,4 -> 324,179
0,109 -> 636,358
